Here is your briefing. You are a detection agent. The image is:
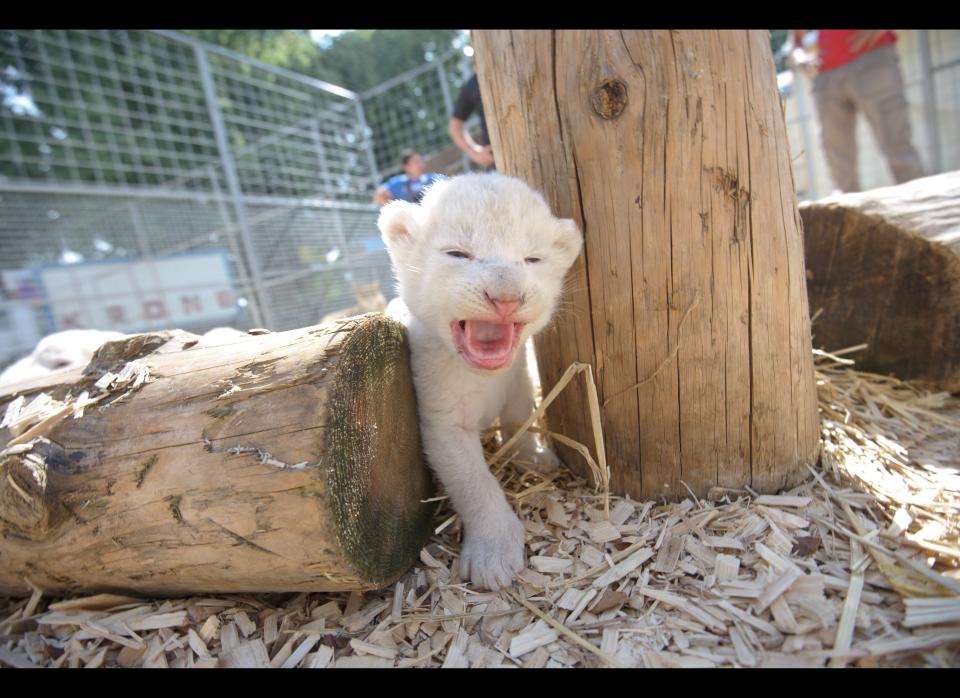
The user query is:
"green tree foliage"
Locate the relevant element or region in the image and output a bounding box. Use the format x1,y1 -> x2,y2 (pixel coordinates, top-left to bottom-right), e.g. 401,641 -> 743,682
182,29 -> 470,176
3,28 -> 475,195
770,30 -> 791,72
182,30 -> 320,76
309,30 -> 463,92
2,30 -> 220,188
182,29 -> 464,93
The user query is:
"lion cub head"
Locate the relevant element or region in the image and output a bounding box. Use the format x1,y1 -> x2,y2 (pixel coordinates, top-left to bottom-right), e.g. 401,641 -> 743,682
379,173 -> 582,371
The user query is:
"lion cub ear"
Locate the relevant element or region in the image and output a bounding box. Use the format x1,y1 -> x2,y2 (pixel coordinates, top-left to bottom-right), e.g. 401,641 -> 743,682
378,200 -> 422,255
552,218 -> 584,270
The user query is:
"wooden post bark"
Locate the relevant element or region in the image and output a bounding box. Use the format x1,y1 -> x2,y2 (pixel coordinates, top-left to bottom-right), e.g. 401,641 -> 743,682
0,316 -> 435,595
474,30 -> 820,499
801,171 -> 960,392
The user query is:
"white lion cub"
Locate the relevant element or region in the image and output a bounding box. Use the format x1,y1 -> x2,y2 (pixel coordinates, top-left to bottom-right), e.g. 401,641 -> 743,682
378,173 -> 583,590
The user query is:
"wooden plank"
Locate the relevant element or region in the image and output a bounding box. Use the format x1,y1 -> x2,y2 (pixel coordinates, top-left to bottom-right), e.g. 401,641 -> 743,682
754,566 -> 804,612
829,538 -> 865,668
530,556 -> 574,574
220,639 -> 270,668
636,587 -> 727,632
754,495 -> 812,508
714,554 -> 741,582
903,597 -> 960,628
587,520 -> 621,544
652,534 -> 685,574
593,548 -> 654,588
509,625 -> 558,658
349,639 -> 398,660
48,594 -> 143,612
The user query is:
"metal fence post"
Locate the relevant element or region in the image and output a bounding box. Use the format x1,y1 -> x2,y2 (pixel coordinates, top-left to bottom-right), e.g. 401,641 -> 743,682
126,201 -> 153,260
126,200 -> 167,301
917,30 -> 943,175
354,99 -> 383,192
436,58 -> 470,174
207,165 -> 259,313
194,43 -> 271,329
310,120 -> 355,288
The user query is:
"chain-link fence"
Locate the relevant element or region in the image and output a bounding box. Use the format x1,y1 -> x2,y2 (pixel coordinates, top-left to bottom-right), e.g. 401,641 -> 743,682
0,30 -> 489,369
360,47 -> 478,178
0,29 -> 488,369
7,29 -> 956,369
0,29 -> 392,367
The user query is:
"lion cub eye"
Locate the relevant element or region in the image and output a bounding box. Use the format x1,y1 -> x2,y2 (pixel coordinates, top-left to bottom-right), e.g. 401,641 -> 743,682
445,250 -> 473,260
524,256 -> 543,264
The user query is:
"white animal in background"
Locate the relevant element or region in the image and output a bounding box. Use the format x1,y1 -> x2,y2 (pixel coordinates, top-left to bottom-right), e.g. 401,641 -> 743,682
0,326 -> 259,389
197,326 -> 250,346
378,173 -> 583,590
0,329 -> 126,388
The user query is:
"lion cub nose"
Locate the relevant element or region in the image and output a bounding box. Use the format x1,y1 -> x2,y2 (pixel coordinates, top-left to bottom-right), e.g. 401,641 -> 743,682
485,293 -> 522,318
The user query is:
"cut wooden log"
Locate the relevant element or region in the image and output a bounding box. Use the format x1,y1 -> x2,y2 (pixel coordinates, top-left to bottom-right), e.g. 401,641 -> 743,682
801,171 -> 960,391
0,315 -> 435,596
474,30 -> 820,499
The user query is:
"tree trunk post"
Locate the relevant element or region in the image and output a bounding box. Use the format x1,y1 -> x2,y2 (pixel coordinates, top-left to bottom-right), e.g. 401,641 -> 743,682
474,30 -> 820,499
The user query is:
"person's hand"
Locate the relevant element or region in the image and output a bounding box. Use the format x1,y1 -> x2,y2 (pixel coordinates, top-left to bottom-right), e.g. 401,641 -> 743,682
788,46 -> 820,77
373,186 -> 393,207
471,145 -> 495,168
848,30 -> 888,54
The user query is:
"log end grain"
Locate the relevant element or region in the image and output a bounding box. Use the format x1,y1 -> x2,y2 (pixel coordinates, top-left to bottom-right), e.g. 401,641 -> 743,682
323,315 -> 437,589
802,204 -> 960,392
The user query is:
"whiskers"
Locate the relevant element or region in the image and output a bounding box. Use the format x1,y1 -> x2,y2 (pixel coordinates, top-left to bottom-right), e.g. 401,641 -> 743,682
551,298 -> 581,317
560,279 -> 588,297
405,265 -> 422,274
547,279 -> 590,320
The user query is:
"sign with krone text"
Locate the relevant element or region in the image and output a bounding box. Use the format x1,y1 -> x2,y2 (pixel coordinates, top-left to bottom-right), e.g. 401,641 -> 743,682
39,252 -> 239,333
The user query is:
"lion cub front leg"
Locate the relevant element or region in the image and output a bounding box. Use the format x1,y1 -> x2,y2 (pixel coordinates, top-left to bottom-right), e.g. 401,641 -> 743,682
421,420 -> 526,590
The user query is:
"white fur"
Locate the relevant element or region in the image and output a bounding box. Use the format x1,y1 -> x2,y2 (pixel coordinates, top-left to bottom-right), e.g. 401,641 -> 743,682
197,326 -> 250,347
0,329 -> 126,388
378,173 -> 582,590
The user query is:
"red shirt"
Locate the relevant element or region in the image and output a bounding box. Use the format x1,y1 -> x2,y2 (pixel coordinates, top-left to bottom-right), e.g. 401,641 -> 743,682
817,30 -> 897,73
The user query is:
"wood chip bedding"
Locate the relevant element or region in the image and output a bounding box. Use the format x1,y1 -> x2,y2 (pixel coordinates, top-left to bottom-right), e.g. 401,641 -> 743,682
1,348 -> 957,668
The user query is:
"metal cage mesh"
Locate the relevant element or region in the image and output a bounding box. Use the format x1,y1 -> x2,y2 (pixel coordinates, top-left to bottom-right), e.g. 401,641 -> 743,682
0,29 -> 416,366
5,29 -> 955,368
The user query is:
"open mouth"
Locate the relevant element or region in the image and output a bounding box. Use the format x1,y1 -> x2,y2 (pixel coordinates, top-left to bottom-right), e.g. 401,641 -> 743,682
450,319 -> 525,370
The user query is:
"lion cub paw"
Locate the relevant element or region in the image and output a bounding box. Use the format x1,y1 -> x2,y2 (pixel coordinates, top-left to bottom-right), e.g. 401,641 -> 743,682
458,512 -> 526,590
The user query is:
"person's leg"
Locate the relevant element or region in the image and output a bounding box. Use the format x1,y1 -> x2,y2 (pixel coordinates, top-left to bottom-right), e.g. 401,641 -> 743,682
850,45 -> 925,185
812,70 -> 861,192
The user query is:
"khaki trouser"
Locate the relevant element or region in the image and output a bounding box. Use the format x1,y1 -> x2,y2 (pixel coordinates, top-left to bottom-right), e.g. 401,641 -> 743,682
812,44 -> 925,193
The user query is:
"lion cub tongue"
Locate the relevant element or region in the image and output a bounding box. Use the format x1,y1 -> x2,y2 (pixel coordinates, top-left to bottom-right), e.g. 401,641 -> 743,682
464,320 -> 514,357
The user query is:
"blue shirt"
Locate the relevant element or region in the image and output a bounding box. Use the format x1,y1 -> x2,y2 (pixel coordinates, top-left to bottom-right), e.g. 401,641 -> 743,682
384,172 -> 445,203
